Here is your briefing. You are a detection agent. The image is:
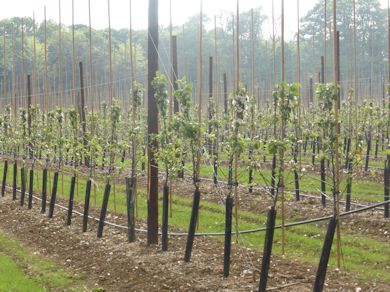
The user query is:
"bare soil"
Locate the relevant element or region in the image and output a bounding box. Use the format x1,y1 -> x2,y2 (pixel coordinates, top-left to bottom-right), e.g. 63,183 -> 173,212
0,194 -> 389,291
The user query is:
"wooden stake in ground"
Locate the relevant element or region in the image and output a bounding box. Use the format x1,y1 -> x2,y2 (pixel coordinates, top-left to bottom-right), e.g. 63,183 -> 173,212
353,0 -> 357,96
3,28 -> 6,99
272,0 -> 276,84
295,0 -> 302,202
251,8 -> 255,99
147,0 -> 159,245
280,0 -> 286,256
44,7 -> 49,113
108,0 -> 113,106
87,0 -> 93,109
332,0 -> 342,269
388,0 -> 390,87
33,12 -> 37,106
58,0 -> 63,109
72,0 -> 76,108
324,0 -> 327,84
234,0 -> 240,243
11,25 -> 15,113
195,0 -> 203,183
21,18 -> 25,107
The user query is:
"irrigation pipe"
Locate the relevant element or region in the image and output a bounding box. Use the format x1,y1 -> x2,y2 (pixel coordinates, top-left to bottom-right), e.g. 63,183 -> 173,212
3,185 -> 389,237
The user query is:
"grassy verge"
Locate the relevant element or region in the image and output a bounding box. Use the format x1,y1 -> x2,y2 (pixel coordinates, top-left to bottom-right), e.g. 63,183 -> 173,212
0,229 -> 86,291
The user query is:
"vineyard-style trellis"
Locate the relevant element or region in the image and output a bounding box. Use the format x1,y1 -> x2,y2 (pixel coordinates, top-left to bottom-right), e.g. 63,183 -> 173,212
0,0 -> 390,291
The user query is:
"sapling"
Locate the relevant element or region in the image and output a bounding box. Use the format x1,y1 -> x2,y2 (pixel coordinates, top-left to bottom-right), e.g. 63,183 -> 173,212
65,108 -> 83,224
226,84 -> 248,239
97,99 -> 122,238
174,76 -> 204,262
152,72 -> 182,250
268,82 -> 299,254
27,105 -> 39,209
48,108 -> 64,218
18,108 -> 28,206
315,82 -> 345,266
207,96 -> 219,185
247,94 -> 256,193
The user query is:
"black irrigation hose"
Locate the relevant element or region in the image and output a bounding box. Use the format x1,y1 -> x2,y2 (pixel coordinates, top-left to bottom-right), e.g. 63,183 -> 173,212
3,185 -> 390,237
190,173 -> 386,211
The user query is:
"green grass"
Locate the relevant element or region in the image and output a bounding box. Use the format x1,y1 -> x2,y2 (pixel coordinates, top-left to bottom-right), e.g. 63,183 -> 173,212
197,162 -> 385,201
1,160 -> 389,285
0,253 -> 43,292
0,229 -> 86,291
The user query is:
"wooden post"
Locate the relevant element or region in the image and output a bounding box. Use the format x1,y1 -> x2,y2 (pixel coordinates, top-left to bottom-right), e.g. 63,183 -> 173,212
33,12 -> 37,106
58,0 -> 63,108
280,0 -> 286,255
172,35 -> 178,113
272,0 -> 276,84
108,0 -> 113,106
388,0 -> 390,88
147,0 -> 159,245
44,7 -> 49,112
71,0 -> 76,108
21,18 -> 25,107
27,75 -> 32,159
333,0 -> 342,268
208,56 -> 213,158
3,28 -> 6,99
88,0 -> 93,111
223,73 -> 228,114
79,62 -> 86,129
309,78 -> 313,105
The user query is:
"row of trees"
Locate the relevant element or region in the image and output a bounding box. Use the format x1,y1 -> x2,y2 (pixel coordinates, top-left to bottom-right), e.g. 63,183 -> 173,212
0,0 -> 388,106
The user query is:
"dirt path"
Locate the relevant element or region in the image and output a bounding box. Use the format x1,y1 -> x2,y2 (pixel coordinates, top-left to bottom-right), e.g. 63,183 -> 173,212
0,194 -> 389,291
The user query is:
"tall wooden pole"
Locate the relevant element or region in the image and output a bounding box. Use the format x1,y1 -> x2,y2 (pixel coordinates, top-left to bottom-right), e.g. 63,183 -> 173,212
281,0 -> 285,81
280,0 -> 286,256
172,36 -> 178,112
251,8 -> 255,98
88,0 -> 93,110
11,25 -> 15,112
232,15 -> 235,90
297,0 -> 301,85
3,28 -> 5,98
272,0 -> 276,84
388,0 -> 390,86
182,24 -> 187,79
108,0 -> 113,106
324,0 -> 327,83
147,0 -> 159,245
296,0 -> 302,199
130,0 -> 135,95
59,0 -> 63,108
223,73 -> 227,114
33,12 -> 37,106
233,0 -> 240,242
214,16 -> 219,107
197,1 -> 203,125
72,0 -> 76,108
21,18 -> 25,106
169,0 -> 173,117
128,0 -> 137,241
333,0 -> 342,269
236,0 -> 240,89
353,0 -> 357,97
44,7 -> 49,113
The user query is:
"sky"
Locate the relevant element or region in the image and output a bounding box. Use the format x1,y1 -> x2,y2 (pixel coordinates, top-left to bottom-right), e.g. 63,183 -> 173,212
0,0 -> 389,37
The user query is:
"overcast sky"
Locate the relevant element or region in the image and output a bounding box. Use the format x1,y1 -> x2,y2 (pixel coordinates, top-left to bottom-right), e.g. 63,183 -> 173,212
0,0 -> 389,37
